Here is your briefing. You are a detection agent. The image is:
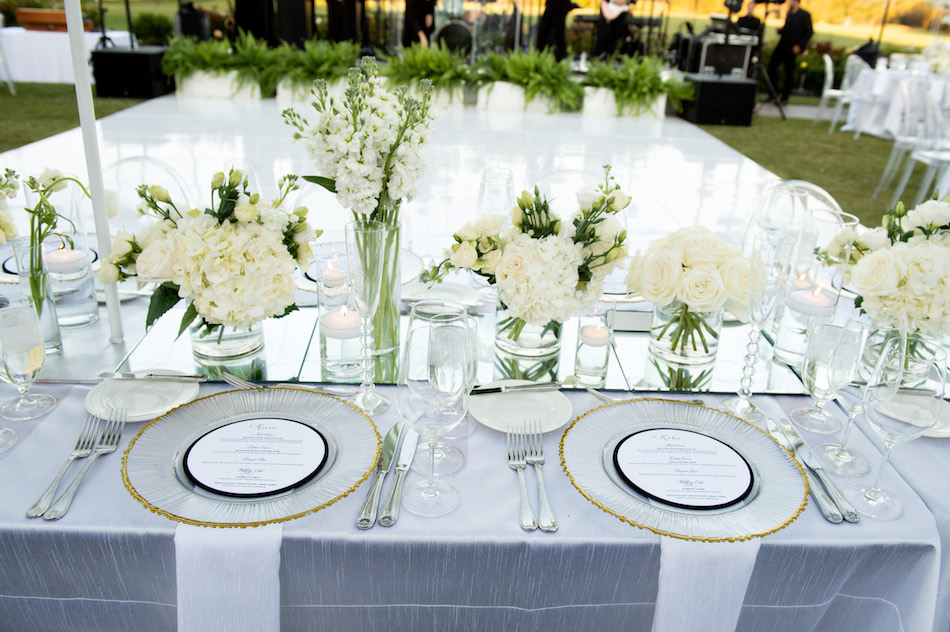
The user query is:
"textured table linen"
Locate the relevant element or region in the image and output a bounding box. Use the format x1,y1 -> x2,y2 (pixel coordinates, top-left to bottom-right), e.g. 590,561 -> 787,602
0,385 -> 941,632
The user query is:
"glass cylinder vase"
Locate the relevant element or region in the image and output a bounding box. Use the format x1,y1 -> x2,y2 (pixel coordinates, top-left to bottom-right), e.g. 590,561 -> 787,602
190,322 -> 265,381
371,221 -> 401,382
648,300 -> 724,366
10,237 -> 62,352
495,304 -> 563,358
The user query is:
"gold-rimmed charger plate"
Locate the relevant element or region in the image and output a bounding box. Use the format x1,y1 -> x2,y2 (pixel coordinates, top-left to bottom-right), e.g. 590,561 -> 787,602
121,387 -> 380,528
560,398 -> 807,541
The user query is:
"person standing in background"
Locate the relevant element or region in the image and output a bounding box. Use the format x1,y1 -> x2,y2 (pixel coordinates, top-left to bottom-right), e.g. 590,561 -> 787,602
403,0 -> 437,47
766,0 -> 812,105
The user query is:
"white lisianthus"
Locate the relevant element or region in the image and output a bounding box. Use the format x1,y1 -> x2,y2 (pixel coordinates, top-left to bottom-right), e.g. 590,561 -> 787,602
480,249 -> 503,275
109,230 -> 135,261
456,222 -> 479,242
105,190 -> 119,218
0,210 -> 17,244
474,214 -> 505,237
905,200 -> 950,232
148,185 -> 170,203
211,172 -> 225,189
449,241 -> 478,269
856,226 -> 890,252
234,193 -> 259,223
99,261 -> 121,284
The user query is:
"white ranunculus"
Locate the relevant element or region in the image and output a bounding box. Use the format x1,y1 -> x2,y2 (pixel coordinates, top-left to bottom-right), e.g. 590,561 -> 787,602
851,247 -> 904,296
38,168 -> 67,192
676,264 -> 727,312
135,239 -> 177,282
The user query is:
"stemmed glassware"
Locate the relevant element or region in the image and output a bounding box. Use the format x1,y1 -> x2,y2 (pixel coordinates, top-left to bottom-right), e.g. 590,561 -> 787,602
345,220 -> 391,415
397,299 -> 474,517
0,296 -> 56,422
844,333 -> 946,520
720,226 -> 793,422
476,167 -> 514,217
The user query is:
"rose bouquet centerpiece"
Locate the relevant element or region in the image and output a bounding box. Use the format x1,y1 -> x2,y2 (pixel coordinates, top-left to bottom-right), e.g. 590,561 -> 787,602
824,199 -> 950,339
625,226 -> 752,365
425,166 -> 629,356
283,57 -> 434,363
102,170 -> 319,351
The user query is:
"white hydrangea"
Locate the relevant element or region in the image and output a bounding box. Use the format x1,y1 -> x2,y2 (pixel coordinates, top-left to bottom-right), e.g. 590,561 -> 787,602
496,233 -> 585,326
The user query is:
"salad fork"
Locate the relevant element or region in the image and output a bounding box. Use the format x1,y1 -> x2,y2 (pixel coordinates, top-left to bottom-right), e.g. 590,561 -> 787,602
26,414 -> 99,518
524,421 -> 558,532
506,429 -> 538,531
43,408 -> 127,521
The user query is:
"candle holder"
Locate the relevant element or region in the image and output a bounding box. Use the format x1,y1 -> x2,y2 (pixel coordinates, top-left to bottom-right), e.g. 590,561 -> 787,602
573,302 -> 615,388
43,234 -> 98,328
315,249 -> 362,381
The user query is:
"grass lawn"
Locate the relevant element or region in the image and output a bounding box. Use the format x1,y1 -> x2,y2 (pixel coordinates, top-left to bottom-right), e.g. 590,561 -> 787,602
0,82 -> 922,229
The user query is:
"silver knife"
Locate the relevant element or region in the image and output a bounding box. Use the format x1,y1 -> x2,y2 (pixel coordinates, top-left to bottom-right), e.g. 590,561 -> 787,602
766,418 -> 843,524
471,382 -> 562,395
98,371 -> 207,382
356,422 -> 402,530
779,419 -> 861,523
378,426 -> 419,527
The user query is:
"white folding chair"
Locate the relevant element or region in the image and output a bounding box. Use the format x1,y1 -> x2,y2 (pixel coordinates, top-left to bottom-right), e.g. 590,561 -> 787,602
813,54 -> 841,124
828,55 -> 871,135
0,14 -> 16,96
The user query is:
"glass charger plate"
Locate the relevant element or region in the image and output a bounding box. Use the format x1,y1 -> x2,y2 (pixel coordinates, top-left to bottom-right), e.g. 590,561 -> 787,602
122,387 -> 380,527
560,398 -> 807,541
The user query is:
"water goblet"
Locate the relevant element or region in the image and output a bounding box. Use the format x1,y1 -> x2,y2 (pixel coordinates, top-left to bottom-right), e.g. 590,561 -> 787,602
789,323 -> 863,434
844,334 -> 946,520
345,220 -> 391,415
397,300 -> 473,517
0,297 -> 56,421
476,167 -> 514,217
720,226 -> 793,423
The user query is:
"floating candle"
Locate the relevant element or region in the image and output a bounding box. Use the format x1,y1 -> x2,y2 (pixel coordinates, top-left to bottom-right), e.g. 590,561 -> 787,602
579,325 -> 611,347
320,306 -> 361,340
44,247 -> 90,274
319,268 -> 346,289
784,289 -> 836,316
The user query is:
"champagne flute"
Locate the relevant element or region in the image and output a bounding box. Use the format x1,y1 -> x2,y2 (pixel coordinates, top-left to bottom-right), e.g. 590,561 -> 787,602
789,323 -> 861,434
720,226 -> 793,422
345,220 -> 391,415
814,317 -> 875,476
0,297 -> 56,421
844,333 -> 946,520
397,300 -> 473,517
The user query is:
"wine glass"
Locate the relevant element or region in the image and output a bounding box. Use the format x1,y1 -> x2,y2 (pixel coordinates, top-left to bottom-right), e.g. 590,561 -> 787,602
345,220 -> 391,415
397,300 -> 473,517
0,297 -> 56,421
814,317 -> 876,476
720,226 -> 793,423
476,167 -> 514,217
844,333 -> 946,520
789,322 -> 862,434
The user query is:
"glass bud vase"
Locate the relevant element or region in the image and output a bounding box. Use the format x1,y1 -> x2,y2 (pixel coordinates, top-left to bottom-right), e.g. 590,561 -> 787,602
648,300 -> 724,366
190,322 -> 266,381
371,220 -> 401,383
11,237 -> 62,352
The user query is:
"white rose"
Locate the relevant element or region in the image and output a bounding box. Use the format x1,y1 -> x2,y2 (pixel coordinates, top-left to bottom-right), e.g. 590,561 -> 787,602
134,239 -> 177,281
851,247 -> 904,296
474,214 -> 505,237
449,241 -> 478,269
676,264 -> 727,312
495,247 -> 529,284
719,256 -> 751,306
635,249 -> 683,307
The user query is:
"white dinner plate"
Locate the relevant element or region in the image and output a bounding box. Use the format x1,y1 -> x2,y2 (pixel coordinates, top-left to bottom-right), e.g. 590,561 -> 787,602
469,380 -> 572,433
85,371 -> 201,422
402,282 -> 480,307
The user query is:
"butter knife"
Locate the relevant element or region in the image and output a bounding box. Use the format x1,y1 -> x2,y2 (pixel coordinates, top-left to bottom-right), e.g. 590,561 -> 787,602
779,419 -> 861,523
98,371 -> 207,382
766,418 -> 843,524
471,382 -> 561,395
378,427 -> 419,527
356,422 -> 402,530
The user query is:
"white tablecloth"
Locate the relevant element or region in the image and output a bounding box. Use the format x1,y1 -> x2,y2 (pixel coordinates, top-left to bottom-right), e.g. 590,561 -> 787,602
844,68 -> 950,139
0,385 -> 942,631
0,26 -> 134,84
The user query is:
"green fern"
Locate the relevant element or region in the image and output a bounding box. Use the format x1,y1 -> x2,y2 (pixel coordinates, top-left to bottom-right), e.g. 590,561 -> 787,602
231,31 -> 278,96
278,40 -> 361,89
382,43 -> 471,100
161,37 -> 234,80
483,49 -> 582,112
584,56 -> 693,114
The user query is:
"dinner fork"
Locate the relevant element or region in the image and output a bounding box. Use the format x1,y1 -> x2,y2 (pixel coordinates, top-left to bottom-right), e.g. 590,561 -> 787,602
26,414 -> 100,518
43,408 -> 127,521
524,421 -> 558,533
506,428 -> 538,531
220,371 -> 357,397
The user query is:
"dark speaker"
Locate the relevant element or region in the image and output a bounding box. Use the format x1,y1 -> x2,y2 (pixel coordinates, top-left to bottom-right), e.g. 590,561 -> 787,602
91,47 -> 174,99
679,73 -> 756,126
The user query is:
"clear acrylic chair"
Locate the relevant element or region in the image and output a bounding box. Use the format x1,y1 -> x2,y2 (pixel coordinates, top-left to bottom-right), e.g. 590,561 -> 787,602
889,90 -> 950,208
872,78 -> 931,199
813,54 -> 841,125
96,156 -> 197,234
0,15 -> 16,96
828,55 -> 871,135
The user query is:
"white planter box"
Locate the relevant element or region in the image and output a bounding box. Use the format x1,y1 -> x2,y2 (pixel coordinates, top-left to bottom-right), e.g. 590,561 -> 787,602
276,78 -> 346,106
176,70 -> 260,100
582,86 -> 666,119
476,81 -> 557,114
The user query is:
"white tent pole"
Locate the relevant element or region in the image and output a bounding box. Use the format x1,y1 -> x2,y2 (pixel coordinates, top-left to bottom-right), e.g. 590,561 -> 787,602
63,0 -> 124,344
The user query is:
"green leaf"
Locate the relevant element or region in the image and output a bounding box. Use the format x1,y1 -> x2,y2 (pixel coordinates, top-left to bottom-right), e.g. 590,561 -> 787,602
276,303 -> 299,319
303,175 -> 337,193
145,282 -> 182,329
177,303 -> 199,338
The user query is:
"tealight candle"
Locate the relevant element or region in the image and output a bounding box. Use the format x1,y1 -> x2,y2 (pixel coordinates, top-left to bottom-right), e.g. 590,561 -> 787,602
320,306 -> 361,340
320,268 -> 345,289
785,289 -> 836,316
44,247 -> 90,274
580,325 -> 611,347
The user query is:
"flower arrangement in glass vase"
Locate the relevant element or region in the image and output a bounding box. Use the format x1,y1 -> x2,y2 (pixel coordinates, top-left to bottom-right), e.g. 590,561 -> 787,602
283,57 -> 434,372
625,226 -> 752,365
101,170 -> 319,368
424,166 -> 629,357
824,199 -> 950,338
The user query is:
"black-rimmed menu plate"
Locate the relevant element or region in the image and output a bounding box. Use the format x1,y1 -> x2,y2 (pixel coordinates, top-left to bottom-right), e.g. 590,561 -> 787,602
183,418 -> 329,498
612,428 -> 754,511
